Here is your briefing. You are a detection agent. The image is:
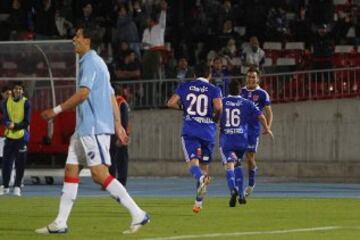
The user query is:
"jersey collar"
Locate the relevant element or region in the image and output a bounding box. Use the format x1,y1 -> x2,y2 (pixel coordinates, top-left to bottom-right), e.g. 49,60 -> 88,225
245,86 -> 260,92
197,77 -> 209,83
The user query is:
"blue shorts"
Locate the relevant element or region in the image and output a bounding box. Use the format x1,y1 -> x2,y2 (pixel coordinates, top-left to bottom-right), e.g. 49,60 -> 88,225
220,147 -> 245,165
247,133 -> 260,153
181,135 -> 215,164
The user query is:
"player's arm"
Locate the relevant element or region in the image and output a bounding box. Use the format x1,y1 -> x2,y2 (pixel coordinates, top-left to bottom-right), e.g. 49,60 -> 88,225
264,105 -> 273,129
167,94 -> 181,110
213,97 -> 223,123
41,87 -> 90,120
112,95 -> 129,145
258,114 -> 273,139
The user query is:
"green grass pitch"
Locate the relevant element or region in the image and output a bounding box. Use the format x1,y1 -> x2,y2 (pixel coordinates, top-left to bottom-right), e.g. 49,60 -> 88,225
0,197 -> 359,240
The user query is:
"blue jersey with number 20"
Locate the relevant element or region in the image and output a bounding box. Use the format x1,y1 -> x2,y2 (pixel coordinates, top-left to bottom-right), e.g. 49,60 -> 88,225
176,78 -> 222,142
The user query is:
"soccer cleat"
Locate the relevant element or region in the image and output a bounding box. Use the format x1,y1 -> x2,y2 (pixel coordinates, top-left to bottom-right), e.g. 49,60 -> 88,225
13,187 -> 21,197
229,189 -> 238,207
0,186 -> 10,195
192,204 -> 202,214
238,196 -> 247,205
123,213 -> 150,234
35,222 -> 68,234
244,185 -> 255,197
197,175 -> 211,199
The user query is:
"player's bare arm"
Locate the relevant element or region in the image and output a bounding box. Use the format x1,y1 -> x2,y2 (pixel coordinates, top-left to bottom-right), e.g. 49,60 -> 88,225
213,97 -> 223,123
264,105 -> 273,129
112,95 -> 129,145
258,114 -> 274,139
167,94 -> 181,109
41,87 -> 90,121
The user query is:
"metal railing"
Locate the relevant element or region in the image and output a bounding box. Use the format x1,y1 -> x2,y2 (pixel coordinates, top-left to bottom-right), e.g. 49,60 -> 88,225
112,67 -> 360,109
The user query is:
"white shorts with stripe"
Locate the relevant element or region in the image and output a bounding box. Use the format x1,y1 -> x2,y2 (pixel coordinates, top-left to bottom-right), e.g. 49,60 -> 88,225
66,134 -> 111,167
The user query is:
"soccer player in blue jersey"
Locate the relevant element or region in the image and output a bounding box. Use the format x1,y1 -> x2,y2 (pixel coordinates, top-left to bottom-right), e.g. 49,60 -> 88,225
167,63 -> 222,213
241,67 -> 273,198
220,79 -> 272,207
35,24 -> 149,235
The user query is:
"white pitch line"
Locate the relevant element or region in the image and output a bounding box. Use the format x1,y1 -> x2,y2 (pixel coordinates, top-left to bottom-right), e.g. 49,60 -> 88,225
141,226 -> 342,240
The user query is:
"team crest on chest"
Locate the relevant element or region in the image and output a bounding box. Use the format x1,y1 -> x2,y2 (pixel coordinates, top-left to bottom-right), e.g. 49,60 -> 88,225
252,95 -> 259,101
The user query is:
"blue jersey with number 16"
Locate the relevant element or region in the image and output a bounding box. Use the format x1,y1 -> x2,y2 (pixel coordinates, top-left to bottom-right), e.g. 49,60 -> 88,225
220,95 -> 262,150
176,78 -> 222,142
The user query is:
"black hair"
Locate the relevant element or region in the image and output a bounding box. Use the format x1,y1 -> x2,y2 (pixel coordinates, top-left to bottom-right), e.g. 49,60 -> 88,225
194,63 -> 210,78
229,79 -> 240,95
12,81 -> 24,89
78,23 -> 101,50
1,85 -> 11,93
247,66 -> 261,77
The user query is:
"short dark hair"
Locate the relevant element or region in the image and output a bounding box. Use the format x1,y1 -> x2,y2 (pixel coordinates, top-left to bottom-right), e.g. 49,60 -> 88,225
247,66 -> 261,77
12,81 -> 24,89
194,63 -> 210,78
229,79 -> 240,95
1,85 -> 11,93
78,23 -> 101,49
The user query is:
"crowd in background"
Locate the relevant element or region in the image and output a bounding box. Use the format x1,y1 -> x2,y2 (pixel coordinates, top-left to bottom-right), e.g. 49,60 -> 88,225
0,0 -> 359,87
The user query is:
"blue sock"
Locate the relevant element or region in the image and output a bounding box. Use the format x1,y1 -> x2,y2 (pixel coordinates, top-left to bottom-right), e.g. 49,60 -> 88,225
234,166 -> 244,197
189,165 -> 202,182
225,169 -> 236,193
249,167 -> 257,187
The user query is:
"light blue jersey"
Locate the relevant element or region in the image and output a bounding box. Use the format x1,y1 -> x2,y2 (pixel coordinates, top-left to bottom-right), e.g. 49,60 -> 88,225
76,50 -> 114,136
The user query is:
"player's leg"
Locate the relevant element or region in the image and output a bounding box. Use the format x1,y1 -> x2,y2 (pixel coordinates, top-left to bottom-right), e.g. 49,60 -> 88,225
108,141 -> 118,178
244,135 -> 259,197
0,139 -> 14,195
220,148 -> 238,207
117,146 -> 128,186
36,135 -> 82,234
86,135 -> 149,234
13,139 -> 27,196
234,153 -> 246,204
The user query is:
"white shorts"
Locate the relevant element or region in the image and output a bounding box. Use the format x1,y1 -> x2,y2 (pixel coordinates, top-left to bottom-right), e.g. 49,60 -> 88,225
0,137 -> 4,157
66,134 -> 111,167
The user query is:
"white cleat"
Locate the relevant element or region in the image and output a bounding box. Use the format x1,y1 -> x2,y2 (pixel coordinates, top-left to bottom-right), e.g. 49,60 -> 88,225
123,213 -> 150,234
13,187 -> 21,197
35,222 -> 68,234
197,175 -> 211,198
244,185 -> 255,197
0,185 -> 10,195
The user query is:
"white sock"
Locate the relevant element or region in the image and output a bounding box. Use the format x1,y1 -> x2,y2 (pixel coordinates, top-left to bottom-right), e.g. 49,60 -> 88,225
54,182 -> 78,227
105,178 -> 144,223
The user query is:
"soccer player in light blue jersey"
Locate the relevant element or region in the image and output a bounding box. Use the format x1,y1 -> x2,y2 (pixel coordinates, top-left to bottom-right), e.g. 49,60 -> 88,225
241,67 -> 273,198
167,63 -> 222,213
220,79 -> 272,207
36,24 -> 149,235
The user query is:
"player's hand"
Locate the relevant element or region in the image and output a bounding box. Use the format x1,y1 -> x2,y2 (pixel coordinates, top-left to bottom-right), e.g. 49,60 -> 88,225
7,122 -> 14,129
263,128 -> 274,140
116,125 -> 129,145
41,109 -> 57,121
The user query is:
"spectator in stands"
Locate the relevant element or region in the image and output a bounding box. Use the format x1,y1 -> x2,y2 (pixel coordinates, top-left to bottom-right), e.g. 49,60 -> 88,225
333,10 -> 353,44
141,0 -> 167,80
217,0 -> 235,33
241,36 -> 265,75
266,5 -> 289,41
113,4 -> 140,58
109,88 -> 130,186
114,50 -> 141,81
76,2 -> 95,26
211,56 -> 232,96
312,24 -> 334,82
308,0 -> 334,32
0,82 -> 31,196
220,38 -> 242,72
243,0 -> 267,41
169,57 -> 194,82
291,5 -> 311,45
55,9 -> 74,39
7,0 -> 29,40
131,0 -> 148,40
33,0 -> 58,39
217,19 -> 239,48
